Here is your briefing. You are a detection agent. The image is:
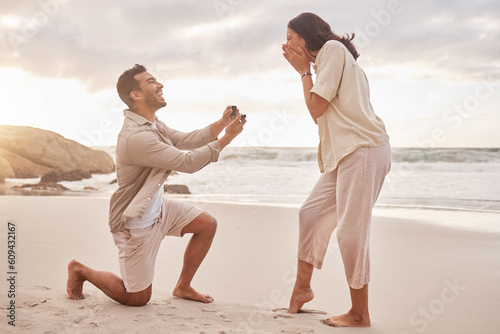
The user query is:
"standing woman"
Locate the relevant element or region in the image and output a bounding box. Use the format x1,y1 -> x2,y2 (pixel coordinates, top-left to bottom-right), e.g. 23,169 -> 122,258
282,13 -> 391,327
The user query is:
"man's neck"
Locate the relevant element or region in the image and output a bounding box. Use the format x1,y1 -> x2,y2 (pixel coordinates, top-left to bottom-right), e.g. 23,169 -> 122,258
131,107 -> 156,123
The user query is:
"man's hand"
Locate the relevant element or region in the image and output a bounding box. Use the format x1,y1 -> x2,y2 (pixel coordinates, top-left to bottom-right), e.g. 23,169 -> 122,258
221,105 -> 237,126
211,105 -> 239,139
218,114 -> 246,150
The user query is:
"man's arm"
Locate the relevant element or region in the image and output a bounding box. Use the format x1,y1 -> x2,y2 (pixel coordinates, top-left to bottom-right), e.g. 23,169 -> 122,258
128,115 -> 245,173
165,125 -> 215,150
218,113 -> 245,150
210,106 -> 234,139
165,106 -> 234,150
127,131 -> 220,174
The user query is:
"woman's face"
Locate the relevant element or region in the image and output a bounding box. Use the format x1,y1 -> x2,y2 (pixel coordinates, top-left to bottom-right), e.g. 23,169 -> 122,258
286,27 -> 306,54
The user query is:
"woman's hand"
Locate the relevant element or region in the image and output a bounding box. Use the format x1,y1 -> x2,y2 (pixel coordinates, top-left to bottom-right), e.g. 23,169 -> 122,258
282,44 -> 311,75
282,44 -> 329,123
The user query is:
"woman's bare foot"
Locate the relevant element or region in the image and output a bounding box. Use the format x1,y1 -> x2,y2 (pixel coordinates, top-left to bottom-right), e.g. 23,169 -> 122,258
67,260 -> 86,300
287,288 -> 314,314
321,311 -> 371,327
173,285 -> 214,303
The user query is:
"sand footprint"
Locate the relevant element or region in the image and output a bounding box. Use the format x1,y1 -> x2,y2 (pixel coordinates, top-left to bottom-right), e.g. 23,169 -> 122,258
23,299 -> 48,308
272,307 -> 327,318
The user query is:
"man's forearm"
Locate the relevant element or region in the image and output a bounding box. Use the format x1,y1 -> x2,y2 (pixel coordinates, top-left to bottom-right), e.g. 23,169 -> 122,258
218,135 -> 232,150
210,119 -> 226,140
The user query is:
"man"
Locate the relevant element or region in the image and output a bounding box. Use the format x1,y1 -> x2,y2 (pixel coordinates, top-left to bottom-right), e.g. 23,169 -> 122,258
67,64 -> 245,306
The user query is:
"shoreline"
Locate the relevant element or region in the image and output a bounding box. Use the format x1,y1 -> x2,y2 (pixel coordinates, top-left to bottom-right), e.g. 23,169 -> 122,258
2,191 -> 500,233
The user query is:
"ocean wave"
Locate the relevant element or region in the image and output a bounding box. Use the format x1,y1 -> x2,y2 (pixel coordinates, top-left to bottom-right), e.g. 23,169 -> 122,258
219,147 -> 500,164
94,145 -> 500,164
220,147 -> 317,162
391,147 -> 500,164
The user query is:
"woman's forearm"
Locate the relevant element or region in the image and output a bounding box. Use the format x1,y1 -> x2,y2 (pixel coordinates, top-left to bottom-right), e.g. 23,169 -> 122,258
301,74 -> 329,123
300,74 -> 318,123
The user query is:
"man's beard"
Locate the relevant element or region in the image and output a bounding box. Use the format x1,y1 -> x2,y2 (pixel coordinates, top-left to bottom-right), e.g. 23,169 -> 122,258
145,92 -> 167,109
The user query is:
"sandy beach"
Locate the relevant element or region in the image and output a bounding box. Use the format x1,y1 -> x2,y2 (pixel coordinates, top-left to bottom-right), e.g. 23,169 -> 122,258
1,195 -> 500,333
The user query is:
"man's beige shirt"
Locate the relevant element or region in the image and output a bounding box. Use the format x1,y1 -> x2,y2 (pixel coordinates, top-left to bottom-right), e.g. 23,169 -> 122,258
311,40 -> 390,173
108,110 -> 220,232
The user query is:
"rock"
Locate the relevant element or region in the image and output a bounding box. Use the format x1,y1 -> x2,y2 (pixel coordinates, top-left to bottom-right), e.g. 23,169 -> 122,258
0,148 -> 53,178
164,184 -> 191,194
41,169 -> 92,183
0,125 -> 115,178
109,178 -> 117,184
13,182 -> 69,191
0,157 -> 15,180
84,186 -> 97,190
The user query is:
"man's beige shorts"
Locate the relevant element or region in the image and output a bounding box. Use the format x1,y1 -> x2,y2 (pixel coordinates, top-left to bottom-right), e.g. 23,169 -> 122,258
112,197 -> 203,293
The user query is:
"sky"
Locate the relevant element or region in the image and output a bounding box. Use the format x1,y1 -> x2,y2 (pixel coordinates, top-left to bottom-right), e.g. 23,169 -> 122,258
0,0 -> 499,148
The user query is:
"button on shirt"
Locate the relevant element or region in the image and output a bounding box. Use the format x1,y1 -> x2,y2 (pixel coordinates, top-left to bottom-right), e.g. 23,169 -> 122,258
108,110 -> 220,233
310,40 -> 389,173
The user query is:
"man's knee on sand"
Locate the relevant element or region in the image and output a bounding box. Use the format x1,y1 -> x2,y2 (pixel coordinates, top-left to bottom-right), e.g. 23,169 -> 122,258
125,285 -> 152,306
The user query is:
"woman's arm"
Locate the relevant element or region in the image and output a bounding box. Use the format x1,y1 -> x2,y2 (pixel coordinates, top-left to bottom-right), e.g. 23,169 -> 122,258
300,74 -> 329,123
283,44 -> 329,123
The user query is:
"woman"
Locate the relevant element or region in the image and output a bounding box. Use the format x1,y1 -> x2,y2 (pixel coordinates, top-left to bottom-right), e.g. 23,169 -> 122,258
282,13 -> 391,327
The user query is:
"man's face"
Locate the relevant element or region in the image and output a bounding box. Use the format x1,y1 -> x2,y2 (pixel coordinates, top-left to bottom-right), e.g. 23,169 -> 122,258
133,71 -> 166,110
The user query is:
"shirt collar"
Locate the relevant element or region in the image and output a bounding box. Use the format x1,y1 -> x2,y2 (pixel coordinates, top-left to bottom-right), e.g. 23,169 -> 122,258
313,41 -> 328,72
123,109 -> 157,126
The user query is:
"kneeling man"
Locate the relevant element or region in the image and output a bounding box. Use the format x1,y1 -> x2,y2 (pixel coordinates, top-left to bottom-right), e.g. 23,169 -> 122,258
67,64 -> 245,306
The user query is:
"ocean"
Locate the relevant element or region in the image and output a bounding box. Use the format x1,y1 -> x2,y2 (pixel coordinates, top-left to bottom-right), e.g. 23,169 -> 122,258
4,147 -> 500,214
165,147 -> 500,213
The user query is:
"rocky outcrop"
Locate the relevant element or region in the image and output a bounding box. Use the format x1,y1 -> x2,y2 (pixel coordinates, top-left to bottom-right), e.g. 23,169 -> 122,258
13,182 -> 69,192
0,126 -> 115,180
40,169 -> 92,183
0,157 -> 15,180
164,184 -> 191,194
0,148 -> 53,179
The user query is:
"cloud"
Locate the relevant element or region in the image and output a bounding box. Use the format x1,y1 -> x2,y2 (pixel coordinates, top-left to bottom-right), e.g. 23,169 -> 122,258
353,0 -> 500,81
0,0 -> 498,94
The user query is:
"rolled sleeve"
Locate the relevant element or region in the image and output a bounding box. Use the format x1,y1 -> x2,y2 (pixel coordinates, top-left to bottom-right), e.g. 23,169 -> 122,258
310,41 -> 346,102
164,124 -> 215,150
127,131 -> 220,174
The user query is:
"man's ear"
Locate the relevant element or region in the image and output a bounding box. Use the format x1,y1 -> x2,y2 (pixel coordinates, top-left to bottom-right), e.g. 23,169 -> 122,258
130,90 -> 142,103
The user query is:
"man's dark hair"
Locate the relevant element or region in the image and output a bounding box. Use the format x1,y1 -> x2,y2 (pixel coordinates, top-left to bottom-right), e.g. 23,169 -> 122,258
288,12 -> 360,60
116,64 -> 147,109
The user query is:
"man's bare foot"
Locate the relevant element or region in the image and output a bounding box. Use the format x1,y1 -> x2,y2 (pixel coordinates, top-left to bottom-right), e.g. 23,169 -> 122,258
67,260 -> 85,300
321,311 -> 371,327
172,285 -> 214,303
287,288 -> 314,314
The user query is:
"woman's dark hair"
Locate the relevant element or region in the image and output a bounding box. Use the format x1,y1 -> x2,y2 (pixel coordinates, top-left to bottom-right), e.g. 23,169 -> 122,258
288,12 -> 360,60
116,64 -> 147,109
